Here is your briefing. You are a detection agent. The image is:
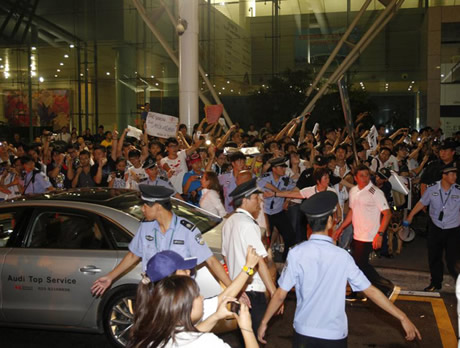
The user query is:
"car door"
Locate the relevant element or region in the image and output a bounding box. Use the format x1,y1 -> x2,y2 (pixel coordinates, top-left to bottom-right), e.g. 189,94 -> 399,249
1,207 -> 118,326
0,206 -> 30,322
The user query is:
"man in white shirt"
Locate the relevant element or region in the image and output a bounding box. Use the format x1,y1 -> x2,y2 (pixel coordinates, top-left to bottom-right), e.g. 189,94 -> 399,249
335,165 -> 395,300
222,178 -> 279,333
160,137 -> 202,194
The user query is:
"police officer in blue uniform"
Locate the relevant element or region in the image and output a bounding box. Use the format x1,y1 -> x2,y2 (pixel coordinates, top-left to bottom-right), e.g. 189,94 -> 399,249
258,157 -> 296,260
91,185 -> 231,296
219,151 -> 247,213
258,191 -> 421,347
406,164 -> 460,292
143,156 -> 184,201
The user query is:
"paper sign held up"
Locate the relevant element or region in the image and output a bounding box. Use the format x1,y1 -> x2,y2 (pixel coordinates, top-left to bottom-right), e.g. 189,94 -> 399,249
205,104 -> 223,124
146,112 -> 178,138
127,125 -> 143,140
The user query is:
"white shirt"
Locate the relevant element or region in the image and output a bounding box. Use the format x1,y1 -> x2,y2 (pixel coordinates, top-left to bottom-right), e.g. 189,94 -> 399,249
349,182 -> 389,242
300,185 -> 337,199
160,150 -> 188,194
199,189 -> 227,217
126,166 -> 147,191
222,208 -> 268,292
201,296 -> 218,322
163,332 -> 230,348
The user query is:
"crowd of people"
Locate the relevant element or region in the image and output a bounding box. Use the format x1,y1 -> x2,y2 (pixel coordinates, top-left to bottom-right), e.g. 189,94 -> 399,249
1,113 -> 459,347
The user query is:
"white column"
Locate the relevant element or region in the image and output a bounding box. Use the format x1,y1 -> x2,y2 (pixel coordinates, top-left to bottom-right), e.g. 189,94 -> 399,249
179,0 -> 199,134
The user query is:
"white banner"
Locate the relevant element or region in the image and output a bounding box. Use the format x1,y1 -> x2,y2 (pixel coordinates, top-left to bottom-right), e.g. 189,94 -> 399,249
146,112 -> 178,138
367,125 -> 378,151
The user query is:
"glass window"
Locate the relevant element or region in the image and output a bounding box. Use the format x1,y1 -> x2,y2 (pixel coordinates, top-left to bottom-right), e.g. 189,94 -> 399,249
27,211 -> 110,250
0,209 -> 24,248
102,219 -> 131,250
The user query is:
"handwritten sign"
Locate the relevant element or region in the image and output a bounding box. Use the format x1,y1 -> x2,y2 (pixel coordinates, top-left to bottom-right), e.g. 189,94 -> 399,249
205,104 -> 223,124
127,125 -> 142,140
146,112 -> 178,138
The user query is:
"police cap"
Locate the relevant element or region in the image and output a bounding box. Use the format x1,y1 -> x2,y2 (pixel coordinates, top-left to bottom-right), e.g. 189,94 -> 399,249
377,167 -> 391,180
269,157 -> 288,168
142,156 -> 157,170
300,191 -> 338,218
139,184 -> 174,203
441,163 -> 458,174
440,139 -> 457,150
229,177 -> 262,200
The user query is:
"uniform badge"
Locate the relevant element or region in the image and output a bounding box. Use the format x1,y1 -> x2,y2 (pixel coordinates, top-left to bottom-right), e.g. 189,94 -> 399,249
173,240 -> 185,245
432,192 -> 439,196
145,235 -> 154,241
194,233 -> 204,245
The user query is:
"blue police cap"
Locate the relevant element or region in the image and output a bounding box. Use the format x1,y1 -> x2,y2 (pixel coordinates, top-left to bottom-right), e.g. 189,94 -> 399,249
139,184 -> 174,203
229,177 -> 262,200
300,191 -> 338,218
146,250 -> 197,283
142,156 -> 157,170
441,162 -> 458,174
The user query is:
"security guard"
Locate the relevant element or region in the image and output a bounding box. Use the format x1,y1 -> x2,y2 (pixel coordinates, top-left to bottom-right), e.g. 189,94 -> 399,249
91,185 -> 231,296
258,157 -> 296,260
420,138 -> 460,195
143,156 -> 183,201
405,164 -> 460,292
258,191 -> 421,347
222,178 -> 278,333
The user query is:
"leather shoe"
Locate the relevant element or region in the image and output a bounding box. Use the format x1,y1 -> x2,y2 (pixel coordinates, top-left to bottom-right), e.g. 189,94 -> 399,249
423,284 -> 441,292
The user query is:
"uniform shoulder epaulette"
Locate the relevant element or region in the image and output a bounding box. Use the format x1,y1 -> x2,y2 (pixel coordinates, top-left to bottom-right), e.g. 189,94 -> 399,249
368,186 -> 376,195
455,184 -> 460,190
261,172 -> 271,178
180,219 -> 196,231
158,176 -> 168,181
428,182 -> 437,187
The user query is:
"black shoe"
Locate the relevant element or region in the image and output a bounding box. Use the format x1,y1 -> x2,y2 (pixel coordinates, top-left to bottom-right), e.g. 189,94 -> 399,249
423,284 -> 441,292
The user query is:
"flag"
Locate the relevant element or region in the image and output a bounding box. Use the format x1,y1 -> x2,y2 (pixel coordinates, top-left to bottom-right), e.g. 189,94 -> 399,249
205,104 -> 223,124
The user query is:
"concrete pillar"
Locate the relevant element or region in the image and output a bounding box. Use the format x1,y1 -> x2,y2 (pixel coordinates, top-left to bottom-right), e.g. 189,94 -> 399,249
178,0 -> 199,134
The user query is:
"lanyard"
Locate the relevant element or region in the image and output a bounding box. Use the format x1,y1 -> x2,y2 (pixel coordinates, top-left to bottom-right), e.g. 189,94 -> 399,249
439,188 -> 452,210
154,215 -> 178,252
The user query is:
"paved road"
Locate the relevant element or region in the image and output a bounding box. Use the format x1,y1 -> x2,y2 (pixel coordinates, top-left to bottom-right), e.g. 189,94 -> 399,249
1,290 -> 457,348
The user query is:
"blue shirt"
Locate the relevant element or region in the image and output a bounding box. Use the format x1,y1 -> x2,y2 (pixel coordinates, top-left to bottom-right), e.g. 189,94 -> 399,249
258,171 -> 296,215
278,234 -> 371,340
219,171 -> 237,213
420,181 -> 460,229
182,170 -> 202,205
23,171 -> 52,195
145,176 -> 176,193
129,213 -> 213,271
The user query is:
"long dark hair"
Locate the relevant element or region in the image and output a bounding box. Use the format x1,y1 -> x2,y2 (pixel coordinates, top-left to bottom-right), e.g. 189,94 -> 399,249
128,275 -> 201,348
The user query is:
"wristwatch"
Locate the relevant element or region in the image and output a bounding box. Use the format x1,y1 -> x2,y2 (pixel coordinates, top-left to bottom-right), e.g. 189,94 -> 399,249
243,265 -> 254,276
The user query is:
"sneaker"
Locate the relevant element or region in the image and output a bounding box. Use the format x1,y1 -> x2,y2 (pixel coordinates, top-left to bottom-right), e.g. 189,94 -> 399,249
423,284 -> 441,292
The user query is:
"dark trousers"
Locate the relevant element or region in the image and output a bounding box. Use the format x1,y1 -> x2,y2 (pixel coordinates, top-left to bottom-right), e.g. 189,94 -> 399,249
351,239 -> 394,294
427,221 -> 460,287
287,203 -> 308,244
293,332 -> 348,348
268,210 -> 296,260
246,291 -> 267,334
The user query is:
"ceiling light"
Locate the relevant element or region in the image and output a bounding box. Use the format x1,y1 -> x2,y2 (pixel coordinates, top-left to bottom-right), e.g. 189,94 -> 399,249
70,44 -> 74,48
64,54 -> 69,58
31,71 -> 36,77
150,75 -> 154,78
106,72 -> 110,76
57,69 -> 61,72
54,74 -> 58,77
60,62 -> 64,66
227,80 -> 230,84
80,73 -> 84,76
39,77 -> 44,82
411,81 -> 415,84
441,74 -> 445,78
31,47 -> 36,50
155,82 -> 159,86
4,72 -> 9,78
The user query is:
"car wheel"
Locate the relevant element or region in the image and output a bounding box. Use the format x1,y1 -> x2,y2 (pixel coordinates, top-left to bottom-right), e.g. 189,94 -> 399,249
103,289 -> 136,348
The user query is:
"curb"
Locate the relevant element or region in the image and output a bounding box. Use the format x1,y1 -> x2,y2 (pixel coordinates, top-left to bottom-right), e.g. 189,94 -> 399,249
375,267 -> 456,294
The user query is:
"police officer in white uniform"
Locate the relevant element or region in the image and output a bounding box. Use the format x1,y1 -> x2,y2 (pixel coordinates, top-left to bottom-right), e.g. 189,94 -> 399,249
405,164 -> 460,292
222,178 -> 278,333
258,191 -> 421,348
91,185 -> 231,296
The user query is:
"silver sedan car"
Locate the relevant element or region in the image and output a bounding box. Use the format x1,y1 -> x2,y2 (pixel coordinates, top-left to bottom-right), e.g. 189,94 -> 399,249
0,188 -> 226,347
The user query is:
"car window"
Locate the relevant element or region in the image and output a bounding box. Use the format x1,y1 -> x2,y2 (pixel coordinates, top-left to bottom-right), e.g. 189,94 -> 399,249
0,210 -> 23,247
102,219 -> 131,250
27,212 -> 110,250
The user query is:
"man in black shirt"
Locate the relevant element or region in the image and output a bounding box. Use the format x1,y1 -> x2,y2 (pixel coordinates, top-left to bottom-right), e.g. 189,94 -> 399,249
297,155 -> 341,190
